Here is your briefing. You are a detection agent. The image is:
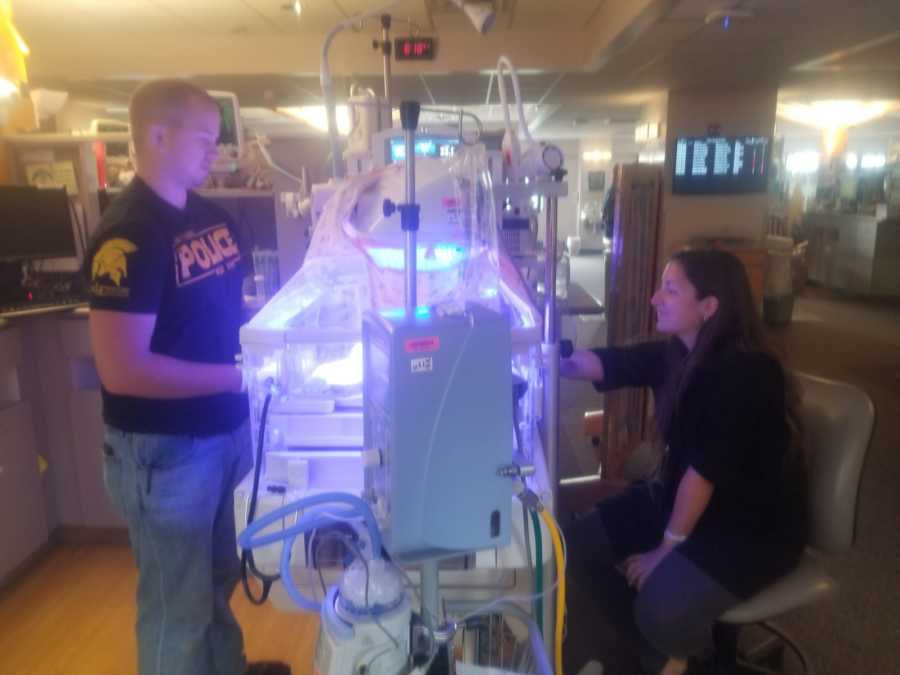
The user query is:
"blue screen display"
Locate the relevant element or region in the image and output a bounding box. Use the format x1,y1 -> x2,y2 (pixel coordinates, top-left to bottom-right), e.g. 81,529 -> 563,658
388,137 -> 459,163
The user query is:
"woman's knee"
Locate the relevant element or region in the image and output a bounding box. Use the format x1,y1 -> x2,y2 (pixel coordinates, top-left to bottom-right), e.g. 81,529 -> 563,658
635,590 -> 668,644
633,554 -> 732,660
634,585 -> 705,659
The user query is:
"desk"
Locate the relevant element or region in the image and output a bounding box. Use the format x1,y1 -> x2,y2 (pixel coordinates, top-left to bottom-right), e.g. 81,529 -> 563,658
560,282 -> 605,317
538,282 -> 605,317
805,213 -> 900,297
0,302 -> 88,321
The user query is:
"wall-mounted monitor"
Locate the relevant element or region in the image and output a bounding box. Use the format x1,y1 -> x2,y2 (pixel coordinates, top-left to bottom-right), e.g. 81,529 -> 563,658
0,186 -> 77,260
587,170 -> 606,192
208,90 -> 244,172
673,136 -> 769,194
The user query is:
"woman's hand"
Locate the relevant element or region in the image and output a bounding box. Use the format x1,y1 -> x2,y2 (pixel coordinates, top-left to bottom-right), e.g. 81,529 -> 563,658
623,542 -> 675,590
559,349 -> 605,381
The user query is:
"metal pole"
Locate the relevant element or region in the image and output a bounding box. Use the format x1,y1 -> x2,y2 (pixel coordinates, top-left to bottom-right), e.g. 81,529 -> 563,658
542,173 -> 563,514
404,125 -> 417,314
400,101 -> 421,316
543,199 -> 558,345
381,14 -> 392,110
420,558 -> 441,633
319,3 -> 399,179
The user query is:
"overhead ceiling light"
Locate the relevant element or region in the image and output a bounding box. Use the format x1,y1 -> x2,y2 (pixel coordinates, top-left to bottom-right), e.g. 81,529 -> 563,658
0,0 -> 30,98
785,151 -> 820,175
479,68 -> 543,75
0,78 -> 17,97
860,153 -> 886,170
582,150 -> 611,163
449,0 -> 496,36
277,105 -> 351,135
704,6 -> 754,27
282,1 -> 302,17
777,100 -> 896,129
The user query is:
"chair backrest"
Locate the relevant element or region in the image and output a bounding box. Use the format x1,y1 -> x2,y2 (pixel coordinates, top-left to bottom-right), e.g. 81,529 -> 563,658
795,372 -> 875,555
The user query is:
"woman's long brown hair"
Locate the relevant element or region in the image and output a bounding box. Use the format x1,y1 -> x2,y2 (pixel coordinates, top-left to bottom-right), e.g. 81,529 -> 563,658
654,249 -> 802,449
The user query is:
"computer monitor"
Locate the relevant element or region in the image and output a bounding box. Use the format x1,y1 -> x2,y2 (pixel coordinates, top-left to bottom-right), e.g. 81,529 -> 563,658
0,186 -> 78,260
387,136 -> 460,163
673,136 -> 770,194
208,90 -> 244,172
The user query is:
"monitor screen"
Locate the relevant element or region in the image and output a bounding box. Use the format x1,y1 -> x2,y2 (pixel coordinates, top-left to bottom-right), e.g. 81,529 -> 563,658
673,136 -> 769,194
213,95 -> 239,147
387,136 -> 459,163
0,186 -> 77,260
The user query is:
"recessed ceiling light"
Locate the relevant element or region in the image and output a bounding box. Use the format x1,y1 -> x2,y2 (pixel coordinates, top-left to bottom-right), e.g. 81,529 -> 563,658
282,1 -> 302,17
777,100 -> 896,129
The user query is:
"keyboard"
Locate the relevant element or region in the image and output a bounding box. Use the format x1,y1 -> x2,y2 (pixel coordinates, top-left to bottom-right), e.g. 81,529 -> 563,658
0,296 -> 87,318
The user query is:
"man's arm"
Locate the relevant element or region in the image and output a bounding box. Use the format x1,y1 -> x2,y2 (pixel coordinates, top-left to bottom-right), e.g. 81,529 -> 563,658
90,309 -> 241,398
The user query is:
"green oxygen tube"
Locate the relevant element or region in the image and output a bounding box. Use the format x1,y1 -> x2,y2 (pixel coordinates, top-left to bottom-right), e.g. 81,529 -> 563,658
530,508 -> 543,636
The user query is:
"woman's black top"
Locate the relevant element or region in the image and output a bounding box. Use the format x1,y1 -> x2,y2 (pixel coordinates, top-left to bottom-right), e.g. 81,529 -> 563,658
591,339 -> 806,597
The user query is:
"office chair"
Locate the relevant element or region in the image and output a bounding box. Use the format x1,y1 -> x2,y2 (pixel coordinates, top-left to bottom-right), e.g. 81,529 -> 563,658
714,372 -> 875,674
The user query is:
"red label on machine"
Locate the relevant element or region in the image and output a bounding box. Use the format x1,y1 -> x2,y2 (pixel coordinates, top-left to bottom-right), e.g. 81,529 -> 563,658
405,336 -> 440,353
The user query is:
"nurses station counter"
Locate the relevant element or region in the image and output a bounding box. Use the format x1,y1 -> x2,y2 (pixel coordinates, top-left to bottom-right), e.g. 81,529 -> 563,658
805,213 -> 900,298
0,307 -> 119,584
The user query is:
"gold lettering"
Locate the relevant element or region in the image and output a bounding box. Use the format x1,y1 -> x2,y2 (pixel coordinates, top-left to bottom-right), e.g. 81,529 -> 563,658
191,240 -> 212,269
199,235 -> 224,265
178,244 -> 196,280
213,227 -> 239,258
90,283 -> 130,298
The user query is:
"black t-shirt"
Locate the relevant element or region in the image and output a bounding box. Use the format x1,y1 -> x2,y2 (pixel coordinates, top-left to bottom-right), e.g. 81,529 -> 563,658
84,177 -> 248,436
592,339 -> 805,596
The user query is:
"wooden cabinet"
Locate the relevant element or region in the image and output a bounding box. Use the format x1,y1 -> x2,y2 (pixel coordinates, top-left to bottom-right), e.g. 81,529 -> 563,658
0,312 -> 122,564
0,320 -> 49,579
0,403 -> 48,579
58,314 -> 121,528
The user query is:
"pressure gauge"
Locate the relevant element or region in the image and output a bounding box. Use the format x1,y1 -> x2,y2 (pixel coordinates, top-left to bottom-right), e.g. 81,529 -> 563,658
542,144 -> 564,172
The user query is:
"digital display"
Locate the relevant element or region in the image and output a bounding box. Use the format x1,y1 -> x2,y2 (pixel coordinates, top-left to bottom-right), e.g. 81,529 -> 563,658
673,136 -> 769,194
388,137 -> 458,163
214,97 -> 239,146
0,186 -> 77,260
395,37 -> 436,61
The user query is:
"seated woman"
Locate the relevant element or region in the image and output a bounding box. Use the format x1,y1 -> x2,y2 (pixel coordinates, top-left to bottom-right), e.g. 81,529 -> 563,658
562,249 -> 807,675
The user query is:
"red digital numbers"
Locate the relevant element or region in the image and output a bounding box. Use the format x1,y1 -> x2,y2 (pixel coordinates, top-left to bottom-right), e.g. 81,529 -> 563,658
396,37 -> 435,61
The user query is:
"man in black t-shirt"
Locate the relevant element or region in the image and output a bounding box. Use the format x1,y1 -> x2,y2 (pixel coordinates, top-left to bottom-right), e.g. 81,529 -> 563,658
85,80 -> 288,675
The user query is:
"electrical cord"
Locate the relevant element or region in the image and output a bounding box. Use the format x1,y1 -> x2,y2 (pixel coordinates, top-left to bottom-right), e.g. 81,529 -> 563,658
521,501 -> 539,637
511,385 -> 543,637
240,391 -> 281,605
508,487 -> 565,675
539,508 -> 566,675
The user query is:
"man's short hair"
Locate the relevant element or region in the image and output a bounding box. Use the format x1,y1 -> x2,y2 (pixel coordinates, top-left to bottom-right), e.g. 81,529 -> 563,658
129,79 -> 218,152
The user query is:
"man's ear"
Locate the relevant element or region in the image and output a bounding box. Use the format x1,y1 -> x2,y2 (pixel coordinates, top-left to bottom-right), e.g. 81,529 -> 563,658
146,123 -> 167,153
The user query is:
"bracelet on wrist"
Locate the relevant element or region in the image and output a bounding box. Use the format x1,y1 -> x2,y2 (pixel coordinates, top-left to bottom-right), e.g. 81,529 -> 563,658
663,528 -> 687,544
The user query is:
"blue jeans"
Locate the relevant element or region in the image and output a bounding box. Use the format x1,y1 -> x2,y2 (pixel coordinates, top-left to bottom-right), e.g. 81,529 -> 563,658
103,421 -> 253,675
